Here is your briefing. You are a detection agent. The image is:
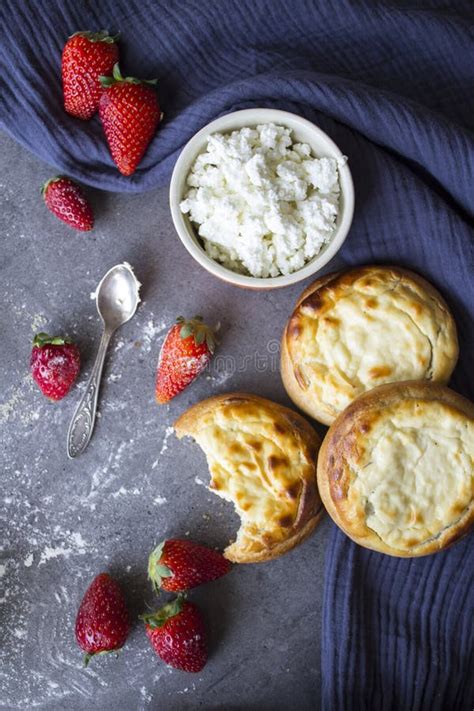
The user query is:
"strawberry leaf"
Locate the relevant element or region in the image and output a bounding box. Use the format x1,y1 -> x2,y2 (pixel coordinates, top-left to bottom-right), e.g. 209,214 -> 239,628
175,316 -> 216,351
195,330 -> 205,346
84,653 -> 93,668
101,62 -> 158,88
180,324 -> 192,339
83,648 -> 122,667
148,541 -> 172,592
140,596 -> 185,628
155,564 -> 173,578
99,75 -> 115,88
112,62 -> 123,82
41,176 -> 65,197
69,30 -> 120,43
33,332 -> 72,348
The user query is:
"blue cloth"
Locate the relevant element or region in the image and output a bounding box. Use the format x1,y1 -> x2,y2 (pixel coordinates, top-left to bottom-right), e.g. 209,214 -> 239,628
1,1 -> 473,709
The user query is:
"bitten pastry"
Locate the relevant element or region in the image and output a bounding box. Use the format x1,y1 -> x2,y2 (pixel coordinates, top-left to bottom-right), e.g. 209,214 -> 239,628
174,393 -> 323,563
281,265 -> 459,425
317,381 -> 474,557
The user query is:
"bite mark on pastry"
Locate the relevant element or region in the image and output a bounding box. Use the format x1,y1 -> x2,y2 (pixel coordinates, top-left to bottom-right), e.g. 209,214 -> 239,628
174,393 -> 323,563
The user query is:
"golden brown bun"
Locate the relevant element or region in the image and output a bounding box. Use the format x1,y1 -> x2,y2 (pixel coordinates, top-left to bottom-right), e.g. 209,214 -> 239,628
174,393 -> 323,563
281,265 -> 459,425
317,381 -> 474,557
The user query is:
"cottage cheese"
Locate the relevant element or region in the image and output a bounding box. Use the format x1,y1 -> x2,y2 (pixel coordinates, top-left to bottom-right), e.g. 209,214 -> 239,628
180,123 -> 343,278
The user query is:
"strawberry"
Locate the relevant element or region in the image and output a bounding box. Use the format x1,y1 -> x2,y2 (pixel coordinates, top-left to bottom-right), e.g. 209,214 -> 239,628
75,573 -> 130,667
62,31 -> 119,120
30,332 -> 80,401
42,176 -> 94,231
141,597 -> 207,673
155,316 -> 216,404
99,63 -> 161,176
148,539 -> 231,593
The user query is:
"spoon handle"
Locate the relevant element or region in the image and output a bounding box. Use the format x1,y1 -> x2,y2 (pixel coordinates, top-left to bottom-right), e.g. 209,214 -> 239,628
67,328 -> 113,459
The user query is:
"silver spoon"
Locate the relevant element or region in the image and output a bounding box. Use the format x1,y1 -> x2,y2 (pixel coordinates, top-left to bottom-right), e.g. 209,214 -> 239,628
67,263 -> 141,459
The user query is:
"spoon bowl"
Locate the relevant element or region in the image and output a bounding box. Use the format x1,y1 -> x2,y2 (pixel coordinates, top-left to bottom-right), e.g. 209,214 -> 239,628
96,263 -> 141,331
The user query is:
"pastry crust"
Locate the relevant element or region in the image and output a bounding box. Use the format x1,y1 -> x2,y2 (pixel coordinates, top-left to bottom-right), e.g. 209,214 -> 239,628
317,381 -> 474,557
281,265 -> 459,425
174,393 -> 323,563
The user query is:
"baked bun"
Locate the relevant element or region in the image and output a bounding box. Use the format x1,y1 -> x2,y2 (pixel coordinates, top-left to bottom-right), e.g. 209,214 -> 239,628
174,393 -> 323,563
281,265 -> 458,425
317,381 -> 474,557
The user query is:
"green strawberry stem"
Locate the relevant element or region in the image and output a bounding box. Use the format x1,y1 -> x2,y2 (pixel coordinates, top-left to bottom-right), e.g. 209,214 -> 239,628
83,648 -> 121,668
99,63 -> 158,88
69,30 -> 119,43
140,595 -> 185,629
147,541 -> 172,592
33,332 -> 72,347
41,176 -> 65,196
176,316 -> 217,353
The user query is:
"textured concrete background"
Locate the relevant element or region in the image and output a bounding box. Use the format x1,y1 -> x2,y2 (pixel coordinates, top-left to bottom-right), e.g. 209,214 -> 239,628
0,130 -> 335,710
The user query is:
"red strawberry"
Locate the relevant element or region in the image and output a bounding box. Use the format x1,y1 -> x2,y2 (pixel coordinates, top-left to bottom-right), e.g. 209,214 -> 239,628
155,316 -> 216,404
30,332 -> 81,401
99,63 -> 161,176
142,597 -> 207,673
62,31 -> 119,120
42,176 -> 94,231
75,573 -> 130,666
148,539 -> 231,593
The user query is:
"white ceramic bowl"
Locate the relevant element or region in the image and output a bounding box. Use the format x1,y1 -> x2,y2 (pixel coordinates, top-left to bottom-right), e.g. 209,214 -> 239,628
169,109 -> 354,289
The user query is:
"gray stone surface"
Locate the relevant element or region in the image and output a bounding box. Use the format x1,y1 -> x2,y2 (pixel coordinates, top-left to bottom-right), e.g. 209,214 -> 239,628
0,130 -> 332,710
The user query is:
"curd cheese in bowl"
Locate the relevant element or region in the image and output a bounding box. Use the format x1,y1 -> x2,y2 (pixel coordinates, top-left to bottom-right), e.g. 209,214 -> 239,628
170,109 -> 354,289
180,123 -> 343,278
